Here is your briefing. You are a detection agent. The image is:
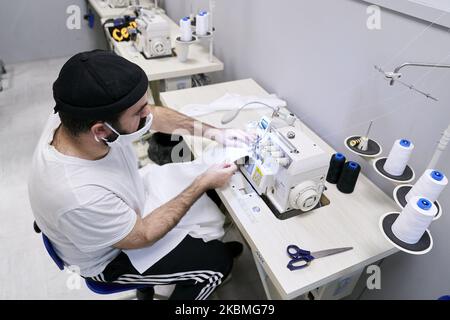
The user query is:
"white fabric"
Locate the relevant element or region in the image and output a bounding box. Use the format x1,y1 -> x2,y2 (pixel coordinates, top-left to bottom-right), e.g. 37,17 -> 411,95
178,93 -> 287,117
124,146 -> 250,273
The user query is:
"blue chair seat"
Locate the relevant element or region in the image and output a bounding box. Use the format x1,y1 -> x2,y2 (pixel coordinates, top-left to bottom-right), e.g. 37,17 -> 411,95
35,221 -> 154,296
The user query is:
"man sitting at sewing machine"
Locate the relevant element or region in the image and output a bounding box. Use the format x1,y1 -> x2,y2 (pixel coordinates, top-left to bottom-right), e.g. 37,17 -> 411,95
28,50 -> 253,300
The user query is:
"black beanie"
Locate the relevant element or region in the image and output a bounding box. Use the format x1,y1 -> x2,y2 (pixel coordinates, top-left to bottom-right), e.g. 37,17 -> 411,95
53,50 -> 148,118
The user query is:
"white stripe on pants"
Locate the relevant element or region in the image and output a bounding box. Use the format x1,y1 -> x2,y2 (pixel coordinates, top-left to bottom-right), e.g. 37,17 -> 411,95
110,270 -> 224,300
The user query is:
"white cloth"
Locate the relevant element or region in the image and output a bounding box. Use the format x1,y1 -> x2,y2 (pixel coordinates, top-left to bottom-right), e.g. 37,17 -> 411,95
179,93 -> 287,117
28,114 -> 250,276
124,146 -> 250,273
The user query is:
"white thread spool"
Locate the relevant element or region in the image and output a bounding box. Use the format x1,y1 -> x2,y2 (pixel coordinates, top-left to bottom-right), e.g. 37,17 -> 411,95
179,16 -> 192,42
196,11 -> 209,36
405,169 -> 448,203
391,196 -> 437,244
203,11 -> 210,32
383,139 -> 414,176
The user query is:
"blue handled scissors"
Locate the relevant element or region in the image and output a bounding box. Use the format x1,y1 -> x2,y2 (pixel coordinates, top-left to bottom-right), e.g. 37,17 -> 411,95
286,245 -> 353,271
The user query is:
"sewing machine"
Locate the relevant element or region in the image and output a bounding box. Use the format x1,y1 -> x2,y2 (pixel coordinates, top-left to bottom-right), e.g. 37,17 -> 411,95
239,116 -> 330,220
134,9 -> 172,59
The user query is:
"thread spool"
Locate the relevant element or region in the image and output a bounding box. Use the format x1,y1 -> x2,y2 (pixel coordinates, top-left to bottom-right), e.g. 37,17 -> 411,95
405,169 -> 448,203
345,135 -> 382,158
391,197 -> 437,244
195,11 -> 209,36
349,138 -> 361,147
326,153 -> 346,184
383,139 -> 414,176
357,136 -> 369,151
179,16 -> 192,41
337,161 -> 361,194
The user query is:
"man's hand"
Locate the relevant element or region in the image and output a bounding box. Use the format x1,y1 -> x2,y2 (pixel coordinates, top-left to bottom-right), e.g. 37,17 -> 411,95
204,128 -> 257,148
115,163 -> 237,250
198,163 -> 238,190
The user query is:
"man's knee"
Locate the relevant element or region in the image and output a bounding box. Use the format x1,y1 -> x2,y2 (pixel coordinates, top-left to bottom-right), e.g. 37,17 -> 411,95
204,240 -> 234,277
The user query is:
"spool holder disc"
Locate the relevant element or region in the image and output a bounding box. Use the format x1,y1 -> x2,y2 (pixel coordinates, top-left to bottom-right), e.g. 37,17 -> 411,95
175,35 -> 197,44
379,212 -> 433,255
373,157 -> 415,183
193,31 -> 213,39
344,135 -> 382,158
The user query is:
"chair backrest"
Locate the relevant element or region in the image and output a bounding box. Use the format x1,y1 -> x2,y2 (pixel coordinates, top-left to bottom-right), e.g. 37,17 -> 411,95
34,221 -> 64,271
42,234 -> 65,270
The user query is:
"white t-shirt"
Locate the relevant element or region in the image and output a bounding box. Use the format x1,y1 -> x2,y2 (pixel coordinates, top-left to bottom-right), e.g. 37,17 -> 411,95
28,114 -> 143,277
28,114 -> 227,277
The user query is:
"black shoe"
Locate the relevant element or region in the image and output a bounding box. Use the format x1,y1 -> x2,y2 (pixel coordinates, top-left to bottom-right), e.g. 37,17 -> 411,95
136,286 -> 155,300
225,241 -> 244,258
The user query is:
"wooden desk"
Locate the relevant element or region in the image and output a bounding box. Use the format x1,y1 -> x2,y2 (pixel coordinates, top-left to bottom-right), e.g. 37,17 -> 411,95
160,79 -> 398,300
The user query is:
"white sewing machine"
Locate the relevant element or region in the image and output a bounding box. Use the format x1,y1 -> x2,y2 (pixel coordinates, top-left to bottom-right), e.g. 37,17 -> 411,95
239,116 -> 330,220
134,9 -> 172,59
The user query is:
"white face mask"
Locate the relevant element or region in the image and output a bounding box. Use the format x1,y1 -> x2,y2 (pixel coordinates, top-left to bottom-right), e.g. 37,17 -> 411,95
95,114 -> 153,147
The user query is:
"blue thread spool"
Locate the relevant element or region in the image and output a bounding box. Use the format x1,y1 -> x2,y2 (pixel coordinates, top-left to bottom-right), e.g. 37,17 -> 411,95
417,198 -> 432,210
431,170 -> 444,181
326,153 -> 346,184
337,161 -> 361,194
400,139 -> 411,147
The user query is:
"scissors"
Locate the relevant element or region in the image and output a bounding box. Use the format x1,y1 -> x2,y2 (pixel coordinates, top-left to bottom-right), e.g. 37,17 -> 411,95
286,245 -> 353,271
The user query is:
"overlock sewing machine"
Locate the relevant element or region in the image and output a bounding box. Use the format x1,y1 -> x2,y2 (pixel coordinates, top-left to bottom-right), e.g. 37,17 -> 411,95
235,113 -> 330,220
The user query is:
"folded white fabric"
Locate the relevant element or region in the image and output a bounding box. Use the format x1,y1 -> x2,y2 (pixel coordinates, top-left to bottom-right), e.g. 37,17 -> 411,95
123,146 -> 249,273
193,144 -> 250,166
179,93 -> 287,117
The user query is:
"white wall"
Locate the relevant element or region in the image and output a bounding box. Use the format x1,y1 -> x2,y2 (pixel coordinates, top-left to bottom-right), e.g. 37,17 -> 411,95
0,0 -> 107,63
165,0 -> 450,299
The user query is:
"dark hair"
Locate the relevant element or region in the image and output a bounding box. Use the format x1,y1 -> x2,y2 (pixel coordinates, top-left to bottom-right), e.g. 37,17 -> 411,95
58,111 -> 123,137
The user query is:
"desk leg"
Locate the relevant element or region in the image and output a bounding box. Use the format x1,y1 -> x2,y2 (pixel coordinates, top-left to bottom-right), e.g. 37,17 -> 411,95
252,250 -> 273,300
150,80 -> 161,105
309,268 -> 364,300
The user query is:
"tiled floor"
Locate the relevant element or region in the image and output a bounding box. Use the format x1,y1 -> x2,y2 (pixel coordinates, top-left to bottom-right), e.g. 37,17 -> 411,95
0,57 -> 266,300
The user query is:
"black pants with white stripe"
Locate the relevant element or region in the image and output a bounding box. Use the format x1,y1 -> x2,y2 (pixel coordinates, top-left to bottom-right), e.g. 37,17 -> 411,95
90,235 -> 234,300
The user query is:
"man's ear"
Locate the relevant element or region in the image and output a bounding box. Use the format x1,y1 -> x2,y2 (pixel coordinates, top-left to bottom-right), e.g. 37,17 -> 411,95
91,123 -> 110,140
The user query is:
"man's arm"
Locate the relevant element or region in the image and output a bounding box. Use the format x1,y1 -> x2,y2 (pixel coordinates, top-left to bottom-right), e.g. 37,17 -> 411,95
149,105 -> 256,147
149,105 -> 214,137
113,163 -> 237,250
